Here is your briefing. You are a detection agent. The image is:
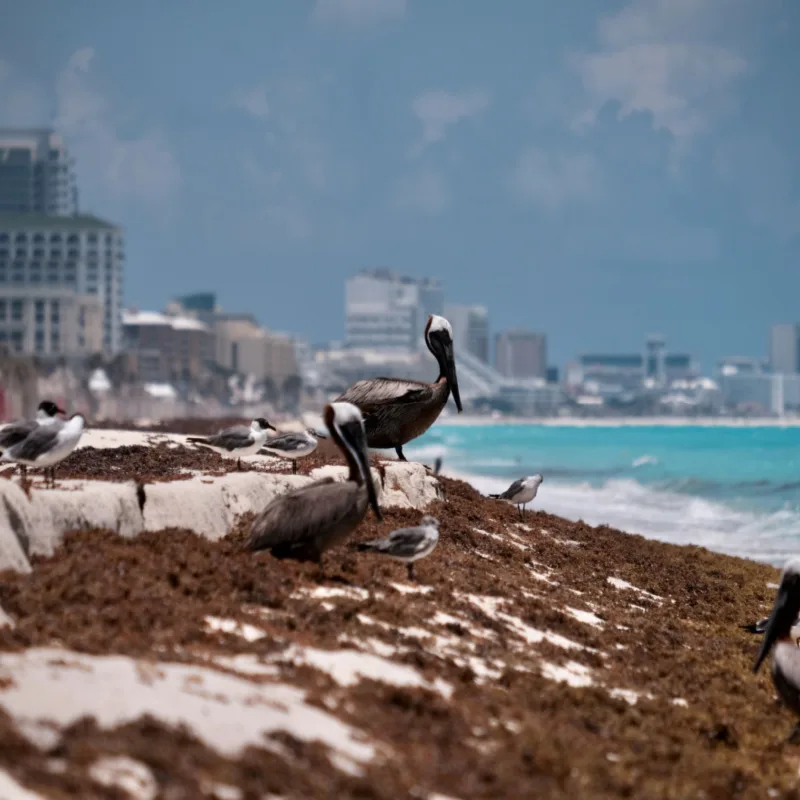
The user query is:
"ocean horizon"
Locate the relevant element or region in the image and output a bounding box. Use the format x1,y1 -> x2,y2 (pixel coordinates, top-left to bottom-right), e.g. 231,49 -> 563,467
402,422 -> 800,567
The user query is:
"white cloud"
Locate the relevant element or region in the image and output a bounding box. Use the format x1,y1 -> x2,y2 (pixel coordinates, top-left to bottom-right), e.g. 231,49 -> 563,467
232,86 -> 269,119
410,88 -> 490,156
54,47 -> 181,213
391,168 -> 450,216
510,148 -> 603,212
311,0 -> 406,28
571,0 -> 748,140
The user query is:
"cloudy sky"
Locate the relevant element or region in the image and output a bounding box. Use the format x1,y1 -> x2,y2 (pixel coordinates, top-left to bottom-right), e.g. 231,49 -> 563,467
1,0 -> 798,368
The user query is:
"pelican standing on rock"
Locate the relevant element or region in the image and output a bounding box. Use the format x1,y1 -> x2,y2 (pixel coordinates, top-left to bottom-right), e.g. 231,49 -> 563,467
1,413 -> 86,488
187,418 -> 275,470
259,428 -> 319,474
490,474 -> 544,519
357,515 -> 440,581
753,558 -> 800,741
335,315 -> 462,462
247,402 -> 381,565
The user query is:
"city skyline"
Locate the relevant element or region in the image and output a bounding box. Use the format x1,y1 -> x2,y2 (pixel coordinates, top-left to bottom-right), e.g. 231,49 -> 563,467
1,1 -> 798,368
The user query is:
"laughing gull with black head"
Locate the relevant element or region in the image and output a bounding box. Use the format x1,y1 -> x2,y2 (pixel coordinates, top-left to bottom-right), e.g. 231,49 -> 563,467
357,515 -> 440,581
0,400 -> 66,479
489,474 -> 544,519
1,413 -> 86,488
187,417 -> 275,470
259,428 -> 320,474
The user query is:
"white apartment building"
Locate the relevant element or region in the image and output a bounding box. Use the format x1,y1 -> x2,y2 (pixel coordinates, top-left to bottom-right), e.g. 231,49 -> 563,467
0,129 -> 76,216
0,213 -> 124,354
345,269 -> 443,353
770,324 -> 800,374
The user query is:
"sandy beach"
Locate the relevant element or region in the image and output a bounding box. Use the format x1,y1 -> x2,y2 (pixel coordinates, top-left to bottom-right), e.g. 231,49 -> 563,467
0,426 -> 797,798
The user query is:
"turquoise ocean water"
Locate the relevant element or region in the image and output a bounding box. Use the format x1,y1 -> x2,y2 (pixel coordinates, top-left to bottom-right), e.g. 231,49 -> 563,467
402,424 -> 800,566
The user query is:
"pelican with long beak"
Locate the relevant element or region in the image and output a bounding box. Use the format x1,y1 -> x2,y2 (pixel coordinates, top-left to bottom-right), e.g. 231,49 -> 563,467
335,315 -> 462,461
247,402 -> 382,564
753,558 -> 800,741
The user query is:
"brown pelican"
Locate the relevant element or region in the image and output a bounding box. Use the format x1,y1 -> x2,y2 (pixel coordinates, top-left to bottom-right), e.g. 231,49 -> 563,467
247,402 -> 381,564
489,474 -> 544,519
335,315 -> 462,461
187,418 -> 275,470
753,558 -> 800,741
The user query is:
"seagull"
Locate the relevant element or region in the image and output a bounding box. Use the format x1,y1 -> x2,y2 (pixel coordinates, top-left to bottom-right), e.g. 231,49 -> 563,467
0,400 -> 66,479
753,558 -> 800,742
259,428 -> 319,474
247,402 -> 381,566
335,315 -> 462,462
187,417 -> 275,470
1,413 -> 86,488
489,474 -> 544,519
357,515 -> 440,581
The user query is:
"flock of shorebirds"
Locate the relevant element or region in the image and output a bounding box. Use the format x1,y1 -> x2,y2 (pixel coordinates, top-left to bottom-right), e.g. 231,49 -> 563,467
0,315 -> 539,581
4,313 -> 795,741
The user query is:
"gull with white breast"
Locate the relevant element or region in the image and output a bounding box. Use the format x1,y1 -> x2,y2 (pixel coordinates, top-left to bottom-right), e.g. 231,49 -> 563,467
1,413 -> 86,488
187,417 -> 275,470
259,428 -> 320,474
0,400 -> 66,479
489,474 -> 544,519
357,515 -> 440,581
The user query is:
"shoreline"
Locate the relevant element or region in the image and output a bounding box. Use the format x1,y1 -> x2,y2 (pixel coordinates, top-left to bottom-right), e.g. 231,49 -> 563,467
436,414 -> 800,428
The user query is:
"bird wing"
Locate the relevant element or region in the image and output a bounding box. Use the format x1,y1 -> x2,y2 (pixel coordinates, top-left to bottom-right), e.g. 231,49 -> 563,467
6,424 -> 61,461
0,419 -> 37,449
207,425 -> 254,451
261,432 -> 311,451
248,478 -> 359,551
336,378 -> 433,413
500,478 -> 526,500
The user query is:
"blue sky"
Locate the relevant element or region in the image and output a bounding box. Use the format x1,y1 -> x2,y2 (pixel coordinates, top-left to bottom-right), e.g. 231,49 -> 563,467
1,0 -> 798,370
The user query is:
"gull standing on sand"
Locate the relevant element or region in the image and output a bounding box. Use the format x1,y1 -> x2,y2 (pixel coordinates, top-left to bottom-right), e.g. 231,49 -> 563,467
1,413 -> 86,488
247,403 -> 381,566
259,428 -> 320,474
335,315 -> 462,462
489,474 -> 544,519
357,515 -> 440,581
753,558 -> 800,741
187,418 -> 275,470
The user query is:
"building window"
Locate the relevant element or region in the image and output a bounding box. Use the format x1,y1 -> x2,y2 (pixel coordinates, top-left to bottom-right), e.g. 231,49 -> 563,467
10,330 -> 23,353
0,234 -> 8,244
50,332 -> 59,352
49,233 -> 62,244
50,249 -> 62,259
11,300 -> 23,321
35,300 -> 45,323
50,301 -> 60,323
88,233 -> 97,244
67,234 -> 78,244
0,250 -> 8,259
0,300 -> 6,321
35,330 -> 44,353
33,248 -> 44,258
14,233 -> 26,244
15,248 -> 26,258
68,248 -> 78,258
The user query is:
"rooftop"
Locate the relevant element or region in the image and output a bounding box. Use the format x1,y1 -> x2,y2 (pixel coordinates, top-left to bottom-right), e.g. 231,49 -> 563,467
122,310 -> 209,332
0,212 -> 119,231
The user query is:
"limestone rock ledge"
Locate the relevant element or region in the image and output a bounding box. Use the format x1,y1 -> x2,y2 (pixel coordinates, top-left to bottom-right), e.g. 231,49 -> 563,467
0,437 -> 441,573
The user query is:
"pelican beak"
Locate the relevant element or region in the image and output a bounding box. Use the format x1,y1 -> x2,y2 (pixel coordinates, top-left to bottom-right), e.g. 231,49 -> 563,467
349,423 -> 382,521
442,340 -> 462,413
754,575 -> 800,673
